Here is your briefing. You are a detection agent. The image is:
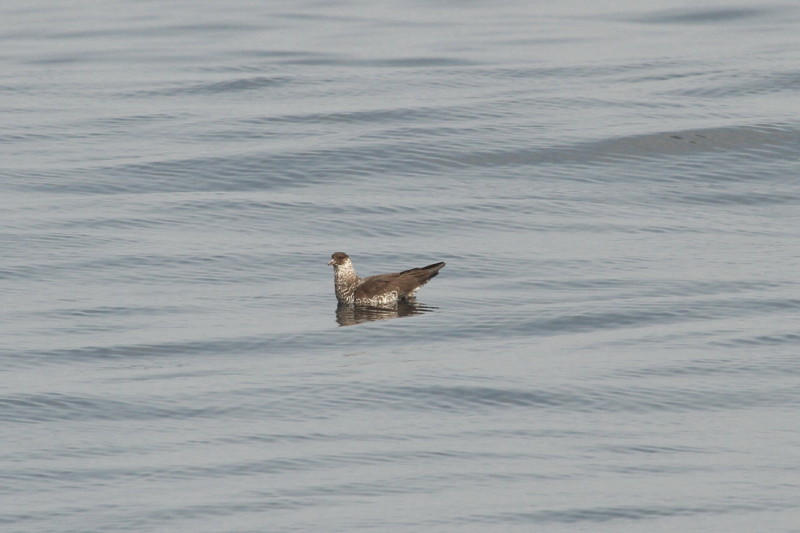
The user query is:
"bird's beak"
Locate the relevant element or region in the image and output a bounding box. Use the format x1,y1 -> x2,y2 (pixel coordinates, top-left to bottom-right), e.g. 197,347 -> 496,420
327,259 -> 335,266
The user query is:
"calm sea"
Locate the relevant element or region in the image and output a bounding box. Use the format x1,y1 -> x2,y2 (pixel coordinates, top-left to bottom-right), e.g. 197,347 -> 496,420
2,1 -> 799,531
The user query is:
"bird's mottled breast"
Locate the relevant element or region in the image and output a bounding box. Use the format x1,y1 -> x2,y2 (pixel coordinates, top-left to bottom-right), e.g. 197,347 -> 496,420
333,268 -> 359,303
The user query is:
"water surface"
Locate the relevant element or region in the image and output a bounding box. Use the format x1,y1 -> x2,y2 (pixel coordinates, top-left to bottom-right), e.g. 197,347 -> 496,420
2,1 -> 799,531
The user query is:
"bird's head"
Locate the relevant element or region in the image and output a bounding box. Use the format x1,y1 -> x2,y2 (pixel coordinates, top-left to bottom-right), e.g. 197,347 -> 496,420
328,252 -> 351,268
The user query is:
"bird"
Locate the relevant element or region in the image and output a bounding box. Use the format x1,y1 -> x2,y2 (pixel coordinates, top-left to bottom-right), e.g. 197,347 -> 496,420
328,252 -> 445,306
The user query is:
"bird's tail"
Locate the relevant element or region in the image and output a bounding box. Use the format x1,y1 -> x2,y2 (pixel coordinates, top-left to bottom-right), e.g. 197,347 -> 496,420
401,262 -> 446,284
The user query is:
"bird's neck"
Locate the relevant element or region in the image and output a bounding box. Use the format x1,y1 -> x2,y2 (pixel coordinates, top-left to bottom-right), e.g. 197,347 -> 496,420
333,264 -> 360,301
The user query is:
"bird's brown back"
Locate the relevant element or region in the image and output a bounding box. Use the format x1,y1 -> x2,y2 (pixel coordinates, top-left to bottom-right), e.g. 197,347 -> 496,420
355,262 -> 445,300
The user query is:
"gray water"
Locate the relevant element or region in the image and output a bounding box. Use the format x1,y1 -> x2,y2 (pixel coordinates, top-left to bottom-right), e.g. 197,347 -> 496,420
2,1 -> 800,531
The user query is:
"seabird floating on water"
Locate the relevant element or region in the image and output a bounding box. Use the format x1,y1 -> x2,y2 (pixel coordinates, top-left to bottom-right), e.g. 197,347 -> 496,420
328,252 -> 445,306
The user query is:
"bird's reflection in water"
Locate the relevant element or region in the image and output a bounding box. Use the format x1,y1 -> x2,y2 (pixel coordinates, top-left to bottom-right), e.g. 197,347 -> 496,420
335,301 -> 437,326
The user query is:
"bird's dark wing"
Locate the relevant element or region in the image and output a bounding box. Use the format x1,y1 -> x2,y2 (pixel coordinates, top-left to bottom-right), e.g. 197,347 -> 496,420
356,262 -> 446,300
